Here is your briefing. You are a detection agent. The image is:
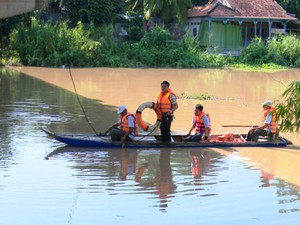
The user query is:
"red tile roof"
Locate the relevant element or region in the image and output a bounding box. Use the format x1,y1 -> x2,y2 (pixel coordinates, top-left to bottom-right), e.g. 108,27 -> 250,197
188,0 -> 296,20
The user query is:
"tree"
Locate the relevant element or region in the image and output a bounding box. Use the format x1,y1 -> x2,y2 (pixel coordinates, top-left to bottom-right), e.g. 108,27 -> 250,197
128,0 -> 192,23
276,0 -> 300,19
275,81 -> 300,133
62,0 -> 126,25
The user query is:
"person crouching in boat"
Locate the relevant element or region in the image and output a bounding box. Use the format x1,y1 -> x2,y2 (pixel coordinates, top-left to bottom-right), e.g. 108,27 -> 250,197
108,105 -> 138,143
245,100 -> 278,142
184,104 -> 211,142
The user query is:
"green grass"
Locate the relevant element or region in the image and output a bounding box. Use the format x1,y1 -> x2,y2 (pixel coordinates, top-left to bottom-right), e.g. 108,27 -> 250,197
226,63 -> 289,72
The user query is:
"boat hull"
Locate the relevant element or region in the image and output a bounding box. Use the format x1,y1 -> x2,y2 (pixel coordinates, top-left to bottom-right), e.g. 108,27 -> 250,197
43,129 -> 290,148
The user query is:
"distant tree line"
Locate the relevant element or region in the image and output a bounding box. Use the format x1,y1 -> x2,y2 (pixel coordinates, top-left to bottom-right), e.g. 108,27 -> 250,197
277,0 -> 300,20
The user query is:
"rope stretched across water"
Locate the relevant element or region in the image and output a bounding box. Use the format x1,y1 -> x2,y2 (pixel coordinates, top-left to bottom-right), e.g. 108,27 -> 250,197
68,66 -> 98,135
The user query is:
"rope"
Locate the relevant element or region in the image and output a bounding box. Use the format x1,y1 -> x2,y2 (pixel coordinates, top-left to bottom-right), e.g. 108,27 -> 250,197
134,122 -> 160,142
68,66 -> 98,135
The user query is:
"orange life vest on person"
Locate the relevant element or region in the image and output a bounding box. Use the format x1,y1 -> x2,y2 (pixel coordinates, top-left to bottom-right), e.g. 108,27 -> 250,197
157,89 -> 176,113
261,107 -> 277,134
194,112 -> 211,134
120,113 -> 138,135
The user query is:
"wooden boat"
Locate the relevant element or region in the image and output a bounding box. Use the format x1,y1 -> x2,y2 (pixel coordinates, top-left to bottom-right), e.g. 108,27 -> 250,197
43,129 -> 292,148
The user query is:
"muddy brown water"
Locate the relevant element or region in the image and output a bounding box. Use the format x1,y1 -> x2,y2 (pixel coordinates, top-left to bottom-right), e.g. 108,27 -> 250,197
1,67 -> 299,224
13,67 -> 300,187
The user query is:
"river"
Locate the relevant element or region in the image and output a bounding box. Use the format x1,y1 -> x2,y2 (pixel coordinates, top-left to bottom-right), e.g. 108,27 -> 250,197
0,67 -> 299,225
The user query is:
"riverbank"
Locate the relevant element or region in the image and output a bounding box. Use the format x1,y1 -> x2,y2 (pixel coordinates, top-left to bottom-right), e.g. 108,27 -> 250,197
2,62 -> 290,73
1,21 -> 300,69
227,63 -> 289,72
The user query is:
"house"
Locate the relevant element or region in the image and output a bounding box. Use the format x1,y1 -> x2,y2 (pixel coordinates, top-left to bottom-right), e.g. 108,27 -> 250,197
187,0 -> 297,50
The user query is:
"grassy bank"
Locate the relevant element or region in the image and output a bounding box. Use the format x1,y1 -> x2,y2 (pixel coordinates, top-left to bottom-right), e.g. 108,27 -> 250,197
227,63 -> 289,71
0,19 -> 299,70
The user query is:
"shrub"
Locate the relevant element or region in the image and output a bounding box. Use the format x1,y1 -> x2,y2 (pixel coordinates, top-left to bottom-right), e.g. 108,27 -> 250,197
240,37 -> 268,64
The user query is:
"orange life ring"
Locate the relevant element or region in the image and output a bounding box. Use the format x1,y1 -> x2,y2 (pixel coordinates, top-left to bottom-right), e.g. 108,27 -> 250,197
136,101 -> 161,131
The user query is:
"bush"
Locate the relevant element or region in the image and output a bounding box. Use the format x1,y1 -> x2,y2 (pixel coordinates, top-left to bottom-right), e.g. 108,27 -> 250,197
240,37 -> 268,64
4,16 -> 300,69
267,34 -> 300,66
237,34 -> 300,67
8,19 -> 99,67
139,26 -> 171,49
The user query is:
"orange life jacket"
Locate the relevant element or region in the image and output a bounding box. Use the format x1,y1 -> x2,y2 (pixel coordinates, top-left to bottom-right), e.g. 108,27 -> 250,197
120,113 -> 138,135
194,111 -> 211,134
261,107 -> 277,134
157,89 -> 176,113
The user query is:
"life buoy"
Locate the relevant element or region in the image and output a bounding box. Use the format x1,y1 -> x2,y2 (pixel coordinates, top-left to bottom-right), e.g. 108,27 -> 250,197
136,101 -> 161,131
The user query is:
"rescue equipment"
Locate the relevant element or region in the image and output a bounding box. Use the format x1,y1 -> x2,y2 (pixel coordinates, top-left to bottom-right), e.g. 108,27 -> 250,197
136,102 -> 162,131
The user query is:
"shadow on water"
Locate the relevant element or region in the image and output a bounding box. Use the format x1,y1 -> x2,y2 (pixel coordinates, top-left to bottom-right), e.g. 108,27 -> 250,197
0,68 -> 119,135
0,67 -> 120,175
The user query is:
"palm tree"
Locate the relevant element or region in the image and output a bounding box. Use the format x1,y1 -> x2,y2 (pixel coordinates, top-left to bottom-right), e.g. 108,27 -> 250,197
128,0 -> 192,23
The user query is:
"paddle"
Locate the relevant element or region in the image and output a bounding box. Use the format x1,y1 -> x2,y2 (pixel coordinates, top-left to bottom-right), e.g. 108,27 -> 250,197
222,125 -> 253,127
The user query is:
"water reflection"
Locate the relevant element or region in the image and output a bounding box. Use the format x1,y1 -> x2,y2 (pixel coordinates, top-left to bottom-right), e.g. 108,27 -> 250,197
119,149 -> 137,181
135,149 -> 176,211
1,67 -> 300,224
43,145 -> 300,217
189,150 -> 211,179
45,147 -> 221,210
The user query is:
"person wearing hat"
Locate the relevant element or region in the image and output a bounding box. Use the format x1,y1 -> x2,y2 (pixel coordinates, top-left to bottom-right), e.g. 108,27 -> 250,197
108,105 -> 138,143
157,81 -> 178,142
245,100 -> 278,142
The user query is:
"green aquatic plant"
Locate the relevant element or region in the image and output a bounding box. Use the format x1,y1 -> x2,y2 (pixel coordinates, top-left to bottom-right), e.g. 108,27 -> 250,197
179,92 -> 217,100
179,92 -> 243,101
276,81 -> 300,133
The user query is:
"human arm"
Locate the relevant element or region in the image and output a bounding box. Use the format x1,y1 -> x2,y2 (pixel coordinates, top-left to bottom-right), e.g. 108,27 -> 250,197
187,123 -> 196,136
168,94 -> 178,115
121,127 -> 134,143
120,115 -> 135,143
251,114 -> 272,131
201,115 -> 211,142
186,117 -> 196,136
170,102 -> 178,114
108,119 -> 120,131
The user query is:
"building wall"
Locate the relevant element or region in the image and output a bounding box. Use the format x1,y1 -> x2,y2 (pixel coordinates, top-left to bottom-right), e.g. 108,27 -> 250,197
0,0 -> 47,19
188,17 -> 290,49
188,18 -> 202,38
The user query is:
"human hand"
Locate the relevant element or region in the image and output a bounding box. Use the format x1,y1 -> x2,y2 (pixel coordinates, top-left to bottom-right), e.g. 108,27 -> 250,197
201,134 -> 210,142
167,110 -> 173,116
121,136 -> 126,144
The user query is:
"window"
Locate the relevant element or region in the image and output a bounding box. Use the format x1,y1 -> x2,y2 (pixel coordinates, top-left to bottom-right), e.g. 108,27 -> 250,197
193,27 -> 197,37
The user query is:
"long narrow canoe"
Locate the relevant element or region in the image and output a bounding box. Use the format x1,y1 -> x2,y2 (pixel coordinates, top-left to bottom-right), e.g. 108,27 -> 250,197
43,129 -> 292,148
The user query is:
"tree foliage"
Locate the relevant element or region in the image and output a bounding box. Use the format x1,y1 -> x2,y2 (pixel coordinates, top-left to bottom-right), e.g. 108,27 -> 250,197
276,81 -> 300,133
128,0 -> 192,23
62,0 -> 126,25
276,0 -> 300,20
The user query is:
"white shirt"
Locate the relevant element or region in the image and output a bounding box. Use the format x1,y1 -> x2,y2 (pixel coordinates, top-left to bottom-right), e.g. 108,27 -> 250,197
264,113 -> 272,125
264,113 -> 273,132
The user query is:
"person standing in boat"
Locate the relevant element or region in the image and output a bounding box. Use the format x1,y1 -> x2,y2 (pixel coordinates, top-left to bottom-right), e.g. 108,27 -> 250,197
184,104 -> 211,142
246,100 -> 278,142
108,105 -> 138,143
157,81 -> 178,142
